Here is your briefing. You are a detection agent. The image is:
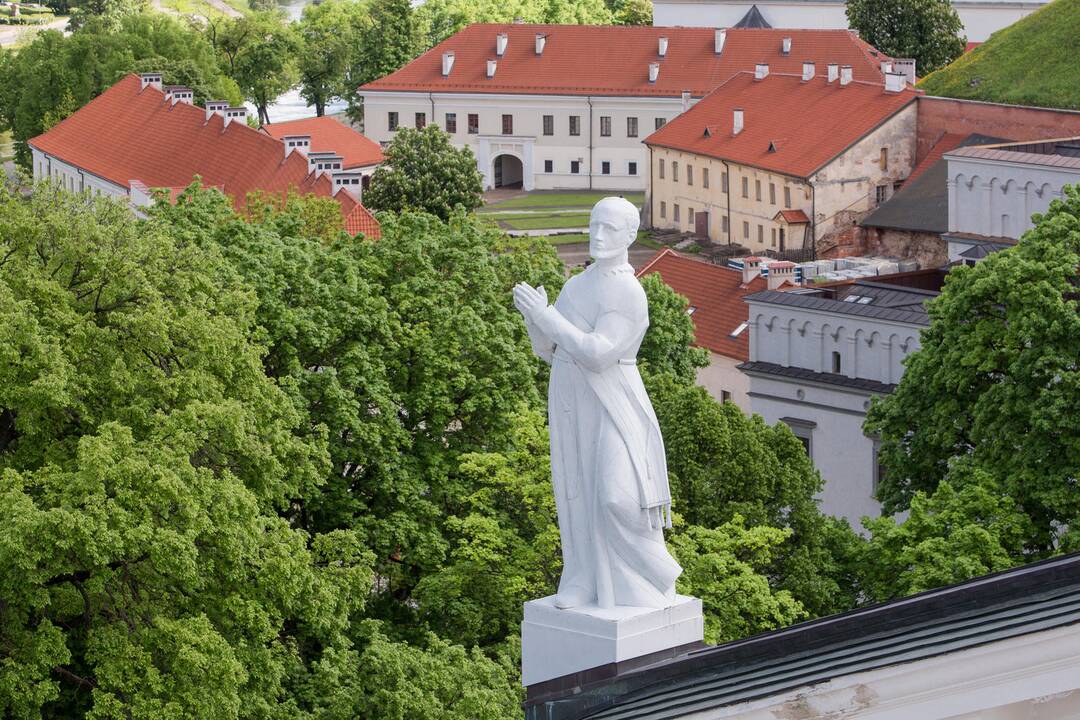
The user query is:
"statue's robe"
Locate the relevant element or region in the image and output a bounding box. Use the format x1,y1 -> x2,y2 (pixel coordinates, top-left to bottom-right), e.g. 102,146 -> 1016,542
527,262 -> 681,609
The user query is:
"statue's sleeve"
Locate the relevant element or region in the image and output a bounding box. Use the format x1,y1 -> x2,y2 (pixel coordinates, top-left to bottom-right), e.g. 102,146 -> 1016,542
525,319 -> 555,365
532,301 -> 642,374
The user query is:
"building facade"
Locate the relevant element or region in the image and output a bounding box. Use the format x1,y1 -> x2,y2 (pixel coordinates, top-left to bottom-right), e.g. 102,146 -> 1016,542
359,24 -> 894,193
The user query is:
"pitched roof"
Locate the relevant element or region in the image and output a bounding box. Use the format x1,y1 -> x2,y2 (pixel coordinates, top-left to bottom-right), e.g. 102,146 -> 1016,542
776,209 -> 810,223
906,132 -> 967,184
744,282 -> 933,325
29,75 -> 378,237
361,24 -> 893,98
945,135 -> 1080,170
343,203 -> 381,238
733,4 -> 771,28
262,116 -> 384,170
636,248 -> 772,361
645,71 -> 919,178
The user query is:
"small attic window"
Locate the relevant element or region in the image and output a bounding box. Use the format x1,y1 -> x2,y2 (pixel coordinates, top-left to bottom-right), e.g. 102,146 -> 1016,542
768,140 -> 782,153
704,127 -> 712,138
730,321 -> 748,337
687,306 -> 697,315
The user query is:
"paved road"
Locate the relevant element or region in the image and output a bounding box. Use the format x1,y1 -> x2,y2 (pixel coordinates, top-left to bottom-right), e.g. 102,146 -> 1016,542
0,15 -> 67,46
556,242 -> 659,272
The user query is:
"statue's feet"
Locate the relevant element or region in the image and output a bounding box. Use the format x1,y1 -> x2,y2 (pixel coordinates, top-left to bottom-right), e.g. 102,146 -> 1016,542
553,586 -> 592,609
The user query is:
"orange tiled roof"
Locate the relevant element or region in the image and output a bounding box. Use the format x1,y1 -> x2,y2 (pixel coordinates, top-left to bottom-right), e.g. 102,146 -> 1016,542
636,247 -> 773,361
29,75 -> 379,237
645,71 -> 918,178
262,116 -> 384,170
777,209 -> 810,223
343,202 -> 381,238
361,24 -> 893,98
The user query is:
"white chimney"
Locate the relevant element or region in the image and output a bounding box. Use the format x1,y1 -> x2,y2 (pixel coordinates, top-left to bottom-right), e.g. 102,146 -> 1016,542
880,61 -> 893,74
164,86 -> 193,105
658,36 -> 669,57
894,58 -> 917,85
742,256 -> 762,283
139,72 -> 163,92
223,107 -> 247,127
535,33 -> 546,54
802,61 -> 815,81
767,261 -> 795,290
754,63 -> 769,80
307,151 -> 341,177
732,108 -> 744,135
648,62 -> 660,83
840,65 -> 853,86
205,100 -> 228,122
486,59 -> 497,78
681,90 -> 691,111
781,37 -> 791,55
283,134 -> 311,158
827,63 -> 839,83
714,28 -> 726,54
441,51 -> 455,76
496,32 -> 508,56
885,71 -> 905,93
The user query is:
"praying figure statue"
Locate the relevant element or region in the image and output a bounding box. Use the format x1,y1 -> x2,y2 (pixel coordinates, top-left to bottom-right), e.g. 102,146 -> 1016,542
513,197 -> 682,611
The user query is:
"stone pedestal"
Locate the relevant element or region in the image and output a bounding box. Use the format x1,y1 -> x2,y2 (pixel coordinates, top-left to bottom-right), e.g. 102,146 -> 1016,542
521,595 -> 704,687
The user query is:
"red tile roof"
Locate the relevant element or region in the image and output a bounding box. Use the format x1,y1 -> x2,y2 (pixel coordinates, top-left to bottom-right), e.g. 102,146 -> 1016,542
262,116 -> 384,170
29,74 -> 378,237
343,202 -> 381,238
906,132 -> 967,183
777,209 -> 810,223
361,24 -> 893,97
636,248 -> 771,361
645,71 -> 919,178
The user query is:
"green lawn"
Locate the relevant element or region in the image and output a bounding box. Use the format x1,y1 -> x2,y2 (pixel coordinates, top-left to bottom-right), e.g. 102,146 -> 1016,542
542,230 -> 659,247
0,130 -> 14,164
500,213 -> 590,231
482,190 -> 645,211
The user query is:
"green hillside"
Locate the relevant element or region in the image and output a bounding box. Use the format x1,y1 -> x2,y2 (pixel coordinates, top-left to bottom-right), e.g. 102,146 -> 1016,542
918,0 -> 1080,110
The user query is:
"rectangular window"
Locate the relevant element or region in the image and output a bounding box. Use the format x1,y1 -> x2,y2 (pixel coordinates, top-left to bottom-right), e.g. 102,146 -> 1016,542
415,112 -> 426,129
673,162 -> 679,182
674,204 -> 680,222
722,172 -> 728,193
755,179 -> 762,201
627,117 -> 638,137
660,201 -> 667,219
875,184 -> 888,204
628,161 -> 638,176
688,207 -> 695,224
600,116 -> 611,137
880,147 -> 888,171
569,116 -> 581,136
659,159 -> 665,179
721,390 -> 732,404
468,113 -> 479,134
742,176 -> 749,198
571,160 -> 580,174
601,161 -> 611,175
445,112 -> 456,133
702,168 -> 709,188
655,117 -> 666,130
544,159 -> 553,173
542,114 -> 554,136
758,224 -> 764,244
783,418 -> 815,458
722,215 -> 729,233
771,227 -> 777,246
743,221 -> 749,239
501,114 -> 513,135
769,182 -> 776,205
388,112 -> 399,131
784,186 -> 792,208
832,351 -> 842,374
687,165 -> 694,186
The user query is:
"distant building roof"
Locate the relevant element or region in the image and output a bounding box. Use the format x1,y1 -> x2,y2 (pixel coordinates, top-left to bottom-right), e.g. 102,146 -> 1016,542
262,116 -> 384,170
946,136 -> 1080,170
733,4 -> 771,28
645,72 -> 918,178
361,24 -> 894,98
744,278 -> 935,325
739,360 -> 898,393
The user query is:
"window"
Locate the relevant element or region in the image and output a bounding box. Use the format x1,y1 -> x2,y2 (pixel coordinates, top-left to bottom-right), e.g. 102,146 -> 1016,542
875,184 -> 888,204
673,204 -> 680,222
655,117 -> 666,130
741,176 -> 749,198
832,351 -> 842,374
722,172 -> 728,193
569,116 -> 581,136
782,418 -> 815,458
755,179 -> 762,201
601,161 -> 611,175
757,224 -> 763,244
501,114 -> 513,135
873,441 -> 886,494
769,182 -> 776,205
543,114 -> 554,136
722,215 -> 729,233
600,116 -> 611,137
771,227 -> 777,247
468,113 -> 479,134
880,147 -> 888,171
445,112 -> 457,133
571,160 -> 580,174
672,162 -> 679,182
415,112 -> 426,129
660,201 -> 667,219
388,112 -> 399,131
720,390 -> 732,404
687,165 -> 694,186
362,175 -> 371,190
688,207 -> 695,224
659,159 -> 665,179
784,185 -> 792,208
742,221 -> 750,240
702,168 -> 709,188
627,117 -> 638,137
628,161 -> 637,176
544,160 -> 553,173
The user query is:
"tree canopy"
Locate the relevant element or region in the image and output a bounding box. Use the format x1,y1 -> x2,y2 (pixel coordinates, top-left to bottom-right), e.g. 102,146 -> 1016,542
846,0 -> 965,75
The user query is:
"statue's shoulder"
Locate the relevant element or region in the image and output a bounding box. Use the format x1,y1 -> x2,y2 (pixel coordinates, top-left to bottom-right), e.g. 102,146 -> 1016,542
597,266 -> 647,315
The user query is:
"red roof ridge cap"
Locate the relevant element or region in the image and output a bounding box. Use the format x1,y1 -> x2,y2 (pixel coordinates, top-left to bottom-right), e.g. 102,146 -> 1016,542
635,247 -> 678,277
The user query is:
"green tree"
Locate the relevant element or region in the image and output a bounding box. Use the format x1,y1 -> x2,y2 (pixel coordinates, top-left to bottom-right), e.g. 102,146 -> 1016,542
364,125 -> 483,221
66,0 -> 146,32
345,0 -> 419,117
638,273 -> 709,384
297,0 -> 361,116
415,0 -> 612,48
613,0 -> 651,25
208,11 -> 300,124
0,182 -> 371,718
846,0 -> 965,74
865,185 -> 1080,554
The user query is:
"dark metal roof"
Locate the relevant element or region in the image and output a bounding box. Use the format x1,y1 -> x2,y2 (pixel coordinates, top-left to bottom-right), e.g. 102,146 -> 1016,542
738,360 -> 897,394
958,241 -> 1014,259
743,283 -> 932,325
733,4 -> 771,28
525,553 -> 1080,720
861,133 -> 1005,233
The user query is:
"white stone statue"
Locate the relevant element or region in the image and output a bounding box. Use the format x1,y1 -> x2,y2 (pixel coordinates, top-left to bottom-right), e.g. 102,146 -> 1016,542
513,197 -> 682,611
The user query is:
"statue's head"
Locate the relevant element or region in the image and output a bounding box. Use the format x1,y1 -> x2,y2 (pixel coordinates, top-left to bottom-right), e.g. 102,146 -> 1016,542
589,196 -> 640,261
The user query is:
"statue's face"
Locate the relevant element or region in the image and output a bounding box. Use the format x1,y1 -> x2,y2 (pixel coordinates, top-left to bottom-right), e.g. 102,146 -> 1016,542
589,197 -> 638,260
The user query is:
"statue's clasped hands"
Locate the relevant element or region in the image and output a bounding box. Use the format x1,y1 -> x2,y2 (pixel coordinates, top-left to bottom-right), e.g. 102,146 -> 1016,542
513,282 -> 548,323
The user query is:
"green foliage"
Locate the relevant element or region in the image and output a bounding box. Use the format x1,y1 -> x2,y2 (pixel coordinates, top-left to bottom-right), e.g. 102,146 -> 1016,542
207,12 -> 300,124
613,0 -> 652,25
918,0 -> 1080,110
415,0 -> 612,47
297,0 -> 362,116
348,0 -> 420,95
638,273 -> 709,384
866,185 -> 1080,554
364,125 -> 484,221
66,0 -> 146,32
846,0 -> 965,74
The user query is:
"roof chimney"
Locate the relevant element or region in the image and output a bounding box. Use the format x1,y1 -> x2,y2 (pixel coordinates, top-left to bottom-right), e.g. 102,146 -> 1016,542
496,32 -> 508,56
801,61 -> 815,82
535,33 -> 546,54
742,256 -> 762,283
164,85 -> 193,105
827,63 -> 839,83
754,63 -> 769,80
486,59 -> 497,78
767,261 -> 795,290
714,28 -> 726,54
840,65 -> 853,86
139,72 -> 163,92
441,51 -> 455,76
880,61 -> 893,74
283,134 -> 310,158
658,36 -> 669,57
205,100 -> 228,123
893,58 -> 917,85
884,71 -> 905,93
781,36 -> 791,55
649,62 -> 660,83
732,108 -> 744,136
223,107 -> 248,127
682,90 -> 692,111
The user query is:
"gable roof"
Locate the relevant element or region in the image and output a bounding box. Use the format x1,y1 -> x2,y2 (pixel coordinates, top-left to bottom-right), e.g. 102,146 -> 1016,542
636,248 -> 775,361
361,24 -> 893,98
343,203 -> 381,238
29,75 -> 378,237
262,116 -> 384,170
733,4 -> 771,28
645,71 -> 919,178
